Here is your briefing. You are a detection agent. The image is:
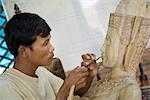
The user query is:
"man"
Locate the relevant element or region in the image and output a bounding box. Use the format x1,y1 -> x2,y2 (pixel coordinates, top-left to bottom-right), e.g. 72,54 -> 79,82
0,13 -> 97,100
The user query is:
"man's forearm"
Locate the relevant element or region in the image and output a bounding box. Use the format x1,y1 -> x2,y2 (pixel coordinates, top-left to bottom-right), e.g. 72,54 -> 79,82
56,80 -> 71,100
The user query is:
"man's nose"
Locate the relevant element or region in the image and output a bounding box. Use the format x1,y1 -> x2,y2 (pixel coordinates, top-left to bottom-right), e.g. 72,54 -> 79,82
48,43 -> 54,52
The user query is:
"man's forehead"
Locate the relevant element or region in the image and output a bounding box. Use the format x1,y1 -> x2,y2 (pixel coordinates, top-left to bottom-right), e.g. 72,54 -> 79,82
36,34 -> 51,40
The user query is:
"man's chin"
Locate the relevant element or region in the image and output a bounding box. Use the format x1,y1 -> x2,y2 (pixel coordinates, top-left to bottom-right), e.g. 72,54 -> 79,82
39,61 -> 52,67
45,61 -> 52,66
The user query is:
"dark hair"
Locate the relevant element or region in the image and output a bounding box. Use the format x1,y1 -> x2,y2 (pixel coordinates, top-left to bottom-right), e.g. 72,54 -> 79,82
4,13 -> 51,57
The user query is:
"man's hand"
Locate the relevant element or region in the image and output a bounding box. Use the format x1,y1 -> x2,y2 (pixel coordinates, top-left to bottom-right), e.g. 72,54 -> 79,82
65,66 -> 89,88
56,66 -> 89,100
81,53 -> 98,78
74,53 -> 98,96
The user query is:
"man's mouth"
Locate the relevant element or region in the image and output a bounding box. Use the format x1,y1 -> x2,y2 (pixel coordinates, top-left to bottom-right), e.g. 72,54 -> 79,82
48,53 -> 54,59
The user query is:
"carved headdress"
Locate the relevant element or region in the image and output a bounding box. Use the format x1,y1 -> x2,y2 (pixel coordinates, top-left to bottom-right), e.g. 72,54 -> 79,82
105,0 -> 150,77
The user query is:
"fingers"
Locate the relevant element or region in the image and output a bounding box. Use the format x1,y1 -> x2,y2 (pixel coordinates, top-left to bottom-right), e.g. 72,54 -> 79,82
81,53 -> 96,68
81,53 -> 96,65
75,78 -> 86,91
81,61 -> 90,67
81,53 -> 96,61
76,78 -> 86,86
81,53 -> 98,78
87,53 -> 96,60
65,66 -> 89,88
74,66 -> 88,73
76,66 -> 89,77
70,66 -> 89,81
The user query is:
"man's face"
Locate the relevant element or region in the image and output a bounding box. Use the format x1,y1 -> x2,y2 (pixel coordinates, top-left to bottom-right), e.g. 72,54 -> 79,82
27,34 -> 54,66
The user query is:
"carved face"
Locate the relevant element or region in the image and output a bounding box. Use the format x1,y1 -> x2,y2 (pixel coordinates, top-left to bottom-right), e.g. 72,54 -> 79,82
101,14 -> 133,68
101,29 -> 127,68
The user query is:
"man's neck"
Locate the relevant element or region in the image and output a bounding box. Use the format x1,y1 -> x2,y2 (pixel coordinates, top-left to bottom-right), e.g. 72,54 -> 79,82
14,58 -> 38,78
14,66 -> 38,78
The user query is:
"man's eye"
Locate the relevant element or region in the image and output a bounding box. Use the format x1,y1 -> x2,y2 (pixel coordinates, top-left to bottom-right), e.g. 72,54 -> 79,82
43,42 -> 48,46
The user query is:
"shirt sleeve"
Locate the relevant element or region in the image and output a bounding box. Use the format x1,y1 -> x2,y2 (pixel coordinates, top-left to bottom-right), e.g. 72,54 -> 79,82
0,84 -> 23,100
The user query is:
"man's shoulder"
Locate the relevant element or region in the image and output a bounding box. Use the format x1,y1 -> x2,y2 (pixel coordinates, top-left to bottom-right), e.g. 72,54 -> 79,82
0,69 -> 16,86
0,73 -> 12,87
0,74 -> 22,100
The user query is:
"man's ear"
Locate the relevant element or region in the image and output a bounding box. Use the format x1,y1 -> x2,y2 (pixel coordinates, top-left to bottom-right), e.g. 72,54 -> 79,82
18,45 -> 30,57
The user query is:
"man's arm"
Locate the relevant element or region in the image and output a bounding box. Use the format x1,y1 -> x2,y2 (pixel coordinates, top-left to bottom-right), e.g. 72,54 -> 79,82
56,79 -> 73,100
